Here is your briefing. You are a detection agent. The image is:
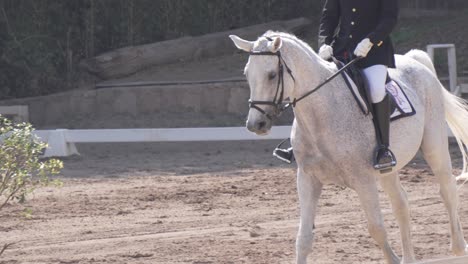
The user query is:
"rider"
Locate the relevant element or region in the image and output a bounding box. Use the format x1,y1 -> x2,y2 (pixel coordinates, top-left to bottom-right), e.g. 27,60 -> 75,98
273,0 -> 399,171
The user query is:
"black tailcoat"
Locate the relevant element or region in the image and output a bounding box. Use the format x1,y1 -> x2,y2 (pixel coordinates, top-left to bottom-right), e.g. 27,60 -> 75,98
318,0 -> 399,68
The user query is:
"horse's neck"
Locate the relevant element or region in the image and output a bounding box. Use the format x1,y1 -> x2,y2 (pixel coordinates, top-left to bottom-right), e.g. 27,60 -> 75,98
276,39 -> 363,140
291,56 -> 359,139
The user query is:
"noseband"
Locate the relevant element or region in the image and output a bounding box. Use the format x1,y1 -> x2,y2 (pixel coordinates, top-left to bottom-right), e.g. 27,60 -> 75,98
248,47 -> 295,120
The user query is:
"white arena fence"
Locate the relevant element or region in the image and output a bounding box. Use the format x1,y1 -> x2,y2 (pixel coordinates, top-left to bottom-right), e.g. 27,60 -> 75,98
34,125 -> 455,158
34,126 -> 292,157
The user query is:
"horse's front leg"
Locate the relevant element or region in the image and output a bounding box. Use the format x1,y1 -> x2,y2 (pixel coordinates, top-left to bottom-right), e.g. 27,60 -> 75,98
355,181 -> 400,264
296,167 -> 323,264
379,172 -> 416,263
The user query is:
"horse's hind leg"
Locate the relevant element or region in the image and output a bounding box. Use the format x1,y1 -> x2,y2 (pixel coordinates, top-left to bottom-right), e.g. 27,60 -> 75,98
421,121 -> 468,255
379,173 -> 416,263
355,181 -> 400,264
295,168 -> 322,264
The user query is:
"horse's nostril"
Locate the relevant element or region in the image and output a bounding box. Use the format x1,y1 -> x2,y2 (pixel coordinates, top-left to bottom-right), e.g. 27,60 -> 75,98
258,121 -> 267,130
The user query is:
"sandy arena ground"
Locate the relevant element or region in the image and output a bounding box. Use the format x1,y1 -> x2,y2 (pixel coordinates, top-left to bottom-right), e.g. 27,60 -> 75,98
1,140 -> 468,264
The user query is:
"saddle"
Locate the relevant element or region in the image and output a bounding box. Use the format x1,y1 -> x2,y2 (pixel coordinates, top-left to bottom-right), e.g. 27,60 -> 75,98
333,58 -> 416,121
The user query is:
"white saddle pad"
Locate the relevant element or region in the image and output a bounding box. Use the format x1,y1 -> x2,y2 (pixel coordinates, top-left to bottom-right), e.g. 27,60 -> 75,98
342,70 -> 415,121
386,80 -> 416,121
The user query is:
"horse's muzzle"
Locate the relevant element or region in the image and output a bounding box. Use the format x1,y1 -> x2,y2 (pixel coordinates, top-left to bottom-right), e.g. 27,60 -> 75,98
246,118 -> 272,135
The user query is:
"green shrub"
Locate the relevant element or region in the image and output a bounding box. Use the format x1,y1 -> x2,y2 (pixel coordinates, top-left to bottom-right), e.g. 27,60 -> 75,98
0,115 -> 62,209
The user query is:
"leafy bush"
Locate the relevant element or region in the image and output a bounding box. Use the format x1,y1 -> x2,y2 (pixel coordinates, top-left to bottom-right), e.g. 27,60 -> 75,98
0,115 -> 62,210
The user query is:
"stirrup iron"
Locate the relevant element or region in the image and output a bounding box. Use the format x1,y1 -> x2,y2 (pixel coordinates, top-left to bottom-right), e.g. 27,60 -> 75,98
272,138 -> 294,164
373,147 -> 396,173
273,148 -> 294,164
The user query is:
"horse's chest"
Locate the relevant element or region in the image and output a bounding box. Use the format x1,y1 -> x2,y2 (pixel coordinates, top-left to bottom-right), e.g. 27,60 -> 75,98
293,118 -> 374,187
297,137 -> 372,187
299,154 -> 351,186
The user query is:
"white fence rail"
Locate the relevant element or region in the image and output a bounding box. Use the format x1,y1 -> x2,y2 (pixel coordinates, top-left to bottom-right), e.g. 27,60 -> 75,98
34,126 -> 292,157
34,125 -> 456,157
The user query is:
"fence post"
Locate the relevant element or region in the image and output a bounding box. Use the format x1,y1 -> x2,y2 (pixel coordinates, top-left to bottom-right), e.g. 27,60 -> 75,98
426,44 -> 459,95
43,129 -> 79,158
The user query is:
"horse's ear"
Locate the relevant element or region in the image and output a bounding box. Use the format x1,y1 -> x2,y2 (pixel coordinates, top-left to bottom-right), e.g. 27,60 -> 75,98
268,37 -> 282,53
229,35 -> 254,52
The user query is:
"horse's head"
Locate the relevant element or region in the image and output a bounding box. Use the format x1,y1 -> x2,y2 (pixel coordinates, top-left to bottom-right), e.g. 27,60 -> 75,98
230,34 -> 295,135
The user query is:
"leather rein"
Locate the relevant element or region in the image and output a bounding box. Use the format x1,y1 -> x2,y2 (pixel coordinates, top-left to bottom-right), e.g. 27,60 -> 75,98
248,46 -> 361,120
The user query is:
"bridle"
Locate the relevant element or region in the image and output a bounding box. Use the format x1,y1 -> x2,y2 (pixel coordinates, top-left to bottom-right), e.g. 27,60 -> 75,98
248,48 -> 295,120
247,38 -> 361,120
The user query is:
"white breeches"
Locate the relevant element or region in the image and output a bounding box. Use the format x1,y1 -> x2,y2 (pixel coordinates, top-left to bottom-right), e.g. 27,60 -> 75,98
362,65 -> 388,103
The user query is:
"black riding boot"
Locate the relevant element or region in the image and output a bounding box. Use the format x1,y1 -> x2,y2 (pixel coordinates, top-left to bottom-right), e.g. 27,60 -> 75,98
372,94 -> 397,172
273,147 -> 294,164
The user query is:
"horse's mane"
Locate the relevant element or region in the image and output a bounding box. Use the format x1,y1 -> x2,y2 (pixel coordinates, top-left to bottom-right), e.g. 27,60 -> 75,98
262,31 -> 318,59
261,31 -> 334,70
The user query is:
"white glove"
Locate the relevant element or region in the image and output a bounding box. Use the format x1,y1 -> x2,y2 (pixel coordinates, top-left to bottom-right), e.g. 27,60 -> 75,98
354,38 -> 373,58
318,44 -> 333,60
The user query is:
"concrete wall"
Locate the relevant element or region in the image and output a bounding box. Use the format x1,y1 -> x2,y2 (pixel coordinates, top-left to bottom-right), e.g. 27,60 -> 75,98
0,82 -> 294,129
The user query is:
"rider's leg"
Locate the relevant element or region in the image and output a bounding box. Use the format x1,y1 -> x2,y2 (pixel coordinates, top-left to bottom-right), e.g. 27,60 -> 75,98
363,65 -> 388,104
362,65 -> 397,171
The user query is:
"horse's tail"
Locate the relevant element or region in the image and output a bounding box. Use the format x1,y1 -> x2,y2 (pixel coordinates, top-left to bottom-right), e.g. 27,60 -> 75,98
442,87 -> 468,181
406,49 -> 468,181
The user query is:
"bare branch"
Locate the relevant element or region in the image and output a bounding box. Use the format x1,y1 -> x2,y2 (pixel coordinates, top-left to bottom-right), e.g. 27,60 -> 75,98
0,242 -> 15,256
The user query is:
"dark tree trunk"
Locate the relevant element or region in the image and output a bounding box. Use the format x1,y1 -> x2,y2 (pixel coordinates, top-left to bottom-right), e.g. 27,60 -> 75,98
79,18 -> 311,80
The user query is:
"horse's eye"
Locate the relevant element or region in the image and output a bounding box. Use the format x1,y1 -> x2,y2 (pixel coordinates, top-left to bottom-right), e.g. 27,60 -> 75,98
268,71 -> 277,80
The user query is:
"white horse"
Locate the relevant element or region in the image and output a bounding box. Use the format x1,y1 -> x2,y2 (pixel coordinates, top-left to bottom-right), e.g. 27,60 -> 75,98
230,31 -> 468,264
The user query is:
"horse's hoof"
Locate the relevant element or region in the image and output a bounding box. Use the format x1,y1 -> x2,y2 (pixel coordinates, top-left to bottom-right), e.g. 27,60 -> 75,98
451,243 -> 468,256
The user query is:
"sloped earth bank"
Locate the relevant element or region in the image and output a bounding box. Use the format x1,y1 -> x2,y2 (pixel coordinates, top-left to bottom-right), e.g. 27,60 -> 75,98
1,141 -> 468,264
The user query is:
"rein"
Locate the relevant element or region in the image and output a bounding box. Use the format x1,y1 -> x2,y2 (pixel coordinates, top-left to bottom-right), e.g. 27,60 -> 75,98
248,46 -> 361,119
287,57 -> 361,108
